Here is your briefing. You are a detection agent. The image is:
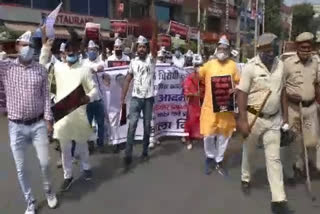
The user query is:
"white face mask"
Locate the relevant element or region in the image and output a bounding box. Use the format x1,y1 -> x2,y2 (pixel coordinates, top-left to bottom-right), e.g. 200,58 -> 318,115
216,52 -> 228,61
19,46 -> 34,62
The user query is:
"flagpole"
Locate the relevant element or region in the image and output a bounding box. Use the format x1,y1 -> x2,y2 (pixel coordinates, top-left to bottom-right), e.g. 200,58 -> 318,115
197,0 -> 201,54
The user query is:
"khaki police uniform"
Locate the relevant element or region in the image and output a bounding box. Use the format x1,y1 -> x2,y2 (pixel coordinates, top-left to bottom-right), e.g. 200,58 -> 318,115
282,53 -> 320,177
238,56 -> 287,202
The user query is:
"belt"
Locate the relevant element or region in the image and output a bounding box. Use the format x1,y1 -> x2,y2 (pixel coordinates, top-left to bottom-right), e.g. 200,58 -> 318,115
301,99 -> 315,108
247,106 -> 277,119
9,114 -> 44,126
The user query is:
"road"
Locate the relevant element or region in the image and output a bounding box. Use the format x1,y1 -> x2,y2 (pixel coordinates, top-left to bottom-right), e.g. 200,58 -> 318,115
1,115 -> 320,214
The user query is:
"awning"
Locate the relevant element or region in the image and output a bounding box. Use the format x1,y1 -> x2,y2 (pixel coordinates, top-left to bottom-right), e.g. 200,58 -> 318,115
4,22 -> 70,39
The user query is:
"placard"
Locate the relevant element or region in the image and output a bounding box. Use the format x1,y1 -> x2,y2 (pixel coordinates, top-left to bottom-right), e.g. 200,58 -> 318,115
168,20 -> 189,40
211,75 -> 235,113
85,22 -> 101,40
110,20 -> 128,38
108,60 -> 130,68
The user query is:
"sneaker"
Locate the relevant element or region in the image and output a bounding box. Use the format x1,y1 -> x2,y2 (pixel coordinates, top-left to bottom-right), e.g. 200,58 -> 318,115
271,201 -> 293,214
187,144 -> 193,150
83,170 -> 93,181
46,193 -> 58,209
149,142 -> 155,149
25,201 -> 36,214
216,162 -> 229,177
241,181 -> 251,196
60,177 -> 74,192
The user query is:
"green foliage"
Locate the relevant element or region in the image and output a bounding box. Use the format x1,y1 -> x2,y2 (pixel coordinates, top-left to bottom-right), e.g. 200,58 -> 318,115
265,0 -> 283,38
292,3 -> 315,39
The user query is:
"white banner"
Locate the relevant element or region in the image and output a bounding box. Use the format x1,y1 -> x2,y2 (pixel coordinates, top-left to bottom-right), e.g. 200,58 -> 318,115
45,2 -> 63,39
96,64 -> 189,145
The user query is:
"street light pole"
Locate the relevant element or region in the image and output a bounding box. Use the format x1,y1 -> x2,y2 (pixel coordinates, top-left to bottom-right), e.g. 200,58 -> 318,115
254,0 -> 259,56
197,0 -> 201,54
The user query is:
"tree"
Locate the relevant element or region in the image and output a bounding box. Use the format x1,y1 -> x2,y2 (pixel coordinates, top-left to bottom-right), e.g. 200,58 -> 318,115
265,0 -> 283,38
292,3 -> 315,39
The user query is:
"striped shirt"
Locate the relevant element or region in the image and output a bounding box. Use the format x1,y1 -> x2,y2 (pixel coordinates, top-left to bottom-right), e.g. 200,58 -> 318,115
0,58 -> 52,121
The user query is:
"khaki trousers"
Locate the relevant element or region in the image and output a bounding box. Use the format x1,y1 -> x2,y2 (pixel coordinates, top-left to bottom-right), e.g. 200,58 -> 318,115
282,102 -> 320,178
241,113 -> 287,202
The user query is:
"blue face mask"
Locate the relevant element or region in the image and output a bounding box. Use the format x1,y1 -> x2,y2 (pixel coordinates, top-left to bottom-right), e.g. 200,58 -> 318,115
88,51 -> 97,61
66,54 -> 78,64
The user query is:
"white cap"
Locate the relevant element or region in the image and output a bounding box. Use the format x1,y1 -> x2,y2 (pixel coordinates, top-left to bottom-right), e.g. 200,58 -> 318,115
185,50 -> 194,58
218,35 -> 230,46
88,40 -> 99,48
231,49 -> 239,57
157,50 -> 165,57
137,35 -> 148,44
192,54 -> 203,65
60,42 -> 66,52
114,38 -> 123,47
16,31 -> 32,44
160,46 -> 166,51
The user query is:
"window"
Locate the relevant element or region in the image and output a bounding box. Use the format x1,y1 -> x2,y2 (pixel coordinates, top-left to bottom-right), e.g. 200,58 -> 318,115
32,0 -> 60,10
156,5 -> 169,22
90,0 -> 108,17
70,0 -> 88,15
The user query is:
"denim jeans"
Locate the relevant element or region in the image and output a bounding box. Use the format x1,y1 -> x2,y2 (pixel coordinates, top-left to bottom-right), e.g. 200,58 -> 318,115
8,120 -> 52,204
86,100 -> 105,147
125,97 -> 154,158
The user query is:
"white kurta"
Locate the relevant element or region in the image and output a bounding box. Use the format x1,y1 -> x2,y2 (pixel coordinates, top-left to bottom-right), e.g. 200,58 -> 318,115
40,46 -> 98,144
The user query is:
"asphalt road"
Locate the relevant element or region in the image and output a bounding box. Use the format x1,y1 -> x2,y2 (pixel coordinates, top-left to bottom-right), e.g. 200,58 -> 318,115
1,115 -> 320,214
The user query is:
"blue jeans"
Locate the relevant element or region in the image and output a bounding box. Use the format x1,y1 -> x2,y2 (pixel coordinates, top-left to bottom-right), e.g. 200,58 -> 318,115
125,97 -> 154,158
8,120 -> 52,204
86,100 -> 105,147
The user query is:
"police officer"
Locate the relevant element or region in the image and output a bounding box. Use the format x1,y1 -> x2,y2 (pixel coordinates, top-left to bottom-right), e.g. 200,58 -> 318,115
237,33 -> 291,214
282,32 -> 320,182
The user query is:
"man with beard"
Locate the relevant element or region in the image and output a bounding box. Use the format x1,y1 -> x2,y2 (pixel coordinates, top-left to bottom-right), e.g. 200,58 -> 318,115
40,32 -> 98,191
282,32 -> 320,184
121,35 -> 156,168
237,33 -> 291,214
199,36 -> 239,176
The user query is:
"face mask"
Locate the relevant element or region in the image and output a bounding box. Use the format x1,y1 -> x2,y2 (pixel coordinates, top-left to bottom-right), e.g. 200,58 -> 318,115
260,52 -> 275,67
66,54 -> 78,64
175,50 -> 181,58
88,51 -> 97,61
19,46 -> 34,62
115,50 -> 122,56
216,52 -> 228,61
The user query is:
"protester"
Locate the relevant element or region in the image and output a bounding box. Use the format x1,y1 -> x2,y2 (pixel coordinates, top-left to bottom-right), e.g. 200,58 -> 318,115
156,47 -> 167,64
184,50 -> 194,67
183,54 -> 204,150
123,47 -> 132,59
40,30 -> 98,191
199,36 -> 239,176
237,33 -> 291,214
172,47 -> 185,68
121,35 -> 156,168
83,40 -> 107,154
0,31 -> 58,214
108,38 -> 130,62
282,32 -> 320,183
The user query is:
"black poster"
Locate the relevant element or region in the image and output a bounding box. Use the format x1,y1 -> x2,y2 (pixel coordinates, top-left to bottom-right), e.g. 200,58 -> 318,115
51,85 -> 86,122
108,61 -> 130,68
211,75 -> 235,113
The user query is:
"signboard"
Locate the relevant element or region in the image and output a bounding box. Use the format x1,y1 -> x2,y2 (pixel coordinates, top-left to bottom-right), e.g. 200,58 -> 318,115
168,20 -> 189,40
211,75 -> 235,113
110,20 -> 128,38
108,61 -> 130,68
0,5 -> 110,30
188,27 -> 198,40
158,34 -> 171,48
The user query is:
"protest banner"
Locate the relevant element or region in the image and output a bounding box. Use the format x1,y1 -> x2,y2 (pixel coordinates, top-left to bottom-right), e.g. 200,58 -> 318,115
110,20 -> 128,38
97,64 -> 188,145
211,75 -> 235,113
85,22 -> 101,40
168,20 -> 189,40
107,60 -> 130,68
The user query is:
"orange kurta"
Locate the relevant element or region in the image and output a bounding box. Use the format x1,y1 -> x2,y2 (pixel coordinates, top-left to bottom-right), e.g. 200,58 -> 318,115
199,59 -> 240,137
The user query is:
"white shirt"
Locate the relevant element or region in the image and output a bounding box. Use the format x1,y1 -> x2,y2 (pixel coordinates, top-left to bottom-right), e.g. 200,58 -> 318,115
128,55 -> 155,99
83,58 -> 105,100
172,55 -> 185,68
107,54 -> 130,62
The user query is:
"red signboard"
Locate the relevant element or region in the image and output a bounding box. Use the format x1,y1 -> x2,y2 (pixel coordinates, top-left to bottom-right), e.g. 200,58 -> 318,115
158,34 -> 172,48
211,75 -> 235,113
110,20 -> 128,38
168,20 -> 189,40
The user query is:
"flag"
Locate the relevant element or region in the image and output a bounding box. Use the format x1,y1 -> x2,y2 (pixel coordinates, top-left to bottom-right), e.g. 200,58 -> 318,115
45,2 -> 63,39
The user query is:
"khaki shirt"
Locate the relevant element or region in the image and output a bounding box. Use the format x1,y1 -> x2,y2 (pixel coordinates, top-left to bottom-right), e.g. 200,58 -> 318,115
284,54 -> 319,102
237,55 -> 284,115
